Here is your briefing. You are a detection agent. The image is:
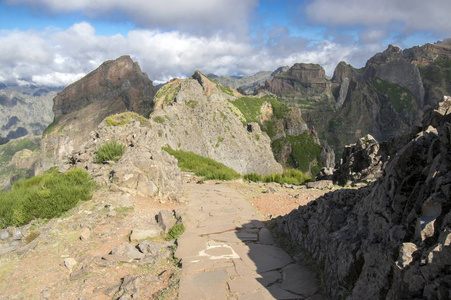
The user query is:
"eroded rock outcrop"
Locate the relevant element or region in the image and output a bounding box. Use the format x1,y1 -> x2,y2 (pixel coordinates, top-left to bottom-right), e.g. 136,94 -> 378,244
38,56 -> 157,172
67,116 -> 184,200
277,96 -> 451,299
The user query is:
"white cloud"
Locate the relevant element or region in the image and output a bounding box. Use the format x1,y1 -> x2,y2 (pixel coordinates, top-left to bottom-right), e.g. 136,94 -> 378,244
305,0 -> 451,33
0,22 -> 389,87
5,0 -> 259,35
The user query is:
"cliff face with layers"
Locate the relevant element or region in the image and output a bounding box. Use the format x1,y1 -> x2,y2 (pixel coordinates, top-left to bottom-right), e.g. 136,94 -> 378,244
38,56 -> 158,172
251,41 -> 451,162
277,96 -> 451,299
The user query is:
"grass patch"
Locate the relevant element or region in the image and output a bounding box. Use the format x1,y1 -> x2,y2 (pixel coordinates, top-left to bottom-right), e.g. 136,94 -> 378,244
244,169 -> 311,185
229,97 -> 266,124
105,112 -> 149,127
162,146 -> 240,180
164,223 -> 185,241
0,168 -> 95,228
372,77 -> 415,113
95,140 -> 126,163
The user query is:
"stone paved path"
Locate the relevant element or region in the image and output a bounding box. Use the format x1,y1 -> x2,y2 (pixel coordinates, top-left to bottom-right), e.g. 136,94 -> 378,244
175,182 -> 323,300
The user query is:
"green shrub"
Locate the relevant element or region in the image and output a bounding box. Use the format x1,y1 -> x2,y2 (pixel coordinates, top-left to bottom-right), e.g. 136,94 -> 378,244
95,140 -> 126,163
165,223 -> 185,241
162,146 -> 240,180
0,168 -> 95,228
153,116 -> 165,124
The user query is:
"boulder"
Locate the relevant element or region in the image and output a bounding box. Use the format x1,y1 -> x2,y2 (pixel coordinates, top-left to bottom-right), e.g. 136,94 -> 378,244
110,243 -> 144,260
157,210 -> 175,233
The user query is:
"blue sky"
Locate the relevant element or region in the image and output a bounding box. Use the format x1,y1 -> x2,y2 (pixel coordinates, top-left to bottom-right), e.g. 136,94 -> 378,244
0,0 -> 449,86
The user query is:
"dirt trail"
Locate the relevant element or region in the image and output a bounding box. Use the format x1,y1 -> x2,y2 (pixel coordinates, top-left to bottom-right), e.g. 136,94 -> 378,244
176,181 -> 324,299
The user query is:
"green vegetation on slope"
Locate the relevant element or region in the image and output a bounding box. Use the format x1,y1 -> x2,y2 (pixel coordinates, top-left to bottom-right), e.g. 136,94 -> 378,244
244,168 -> 311,185
0,138 -> 40,165
155,79 -> 181,106
229,96 -> 266,124
372,77 -> 415,113
0,168 -> 95,228
272,133 -> 323,175
162,146 -> 240,181
95,140 -> 126,163
105,112 -> 149,127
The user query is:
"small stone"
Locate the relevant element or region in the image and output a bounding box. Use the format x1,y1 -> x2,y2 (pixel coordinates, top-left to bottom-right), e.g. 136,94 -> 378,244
107,210 -> 117,217
137,240 -> 162,256
130,227 -> 161,241
0,230 -> 9,240
11,230 -> 23,240
111,243 -> 144,260
64,258 -> 77,271
80,228 -> 91,240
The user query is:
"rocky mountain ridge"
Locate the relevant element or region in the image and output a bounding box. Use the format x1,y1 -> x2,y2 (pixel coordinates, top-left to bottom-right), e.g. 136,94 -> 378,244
38,55 -> 158,173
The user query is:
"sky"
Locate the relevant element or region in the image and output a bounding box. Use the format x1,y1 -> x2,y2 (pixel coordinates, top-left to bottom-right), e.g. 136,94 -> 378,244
0,0 -> 449,87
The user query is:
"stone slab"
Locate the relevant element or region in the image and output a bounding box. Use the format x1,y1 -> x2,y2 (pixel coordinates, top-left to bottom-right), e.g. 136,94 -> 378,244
179,270 -> 229,300
232,243 -> 292,273
258,228 -> 274,245
174,232 -> 207,259
280,263 -> 318,298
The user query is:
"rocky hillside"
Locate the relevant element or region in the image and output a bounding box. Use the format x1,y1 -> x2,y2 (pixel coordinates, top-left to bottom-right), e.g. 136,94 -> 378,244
257,40 -> 451,161
141,70 -> 282,175
38,56 -> 158,172
51,69 -> 283,201
277,96 -> 451,299
0,86 -> 56,145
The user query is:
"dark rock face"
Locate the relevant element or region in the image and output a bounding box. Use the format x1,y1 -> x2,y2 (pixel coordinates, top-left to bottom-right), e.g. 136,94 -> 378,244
277,96 -> 451,299
52,55 -> 156,121
0,95 -> 17,107
333,134 -> 391,186
1,116 -> 20,131
6,127 -> 28,139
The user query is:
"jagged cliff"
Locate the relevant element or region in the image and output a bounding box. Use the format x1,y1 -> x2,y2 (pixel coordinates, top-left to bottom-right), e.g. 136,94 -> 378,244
277,96 -> 451,299
38,56 -> 158,172
249,40 -> 451,162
